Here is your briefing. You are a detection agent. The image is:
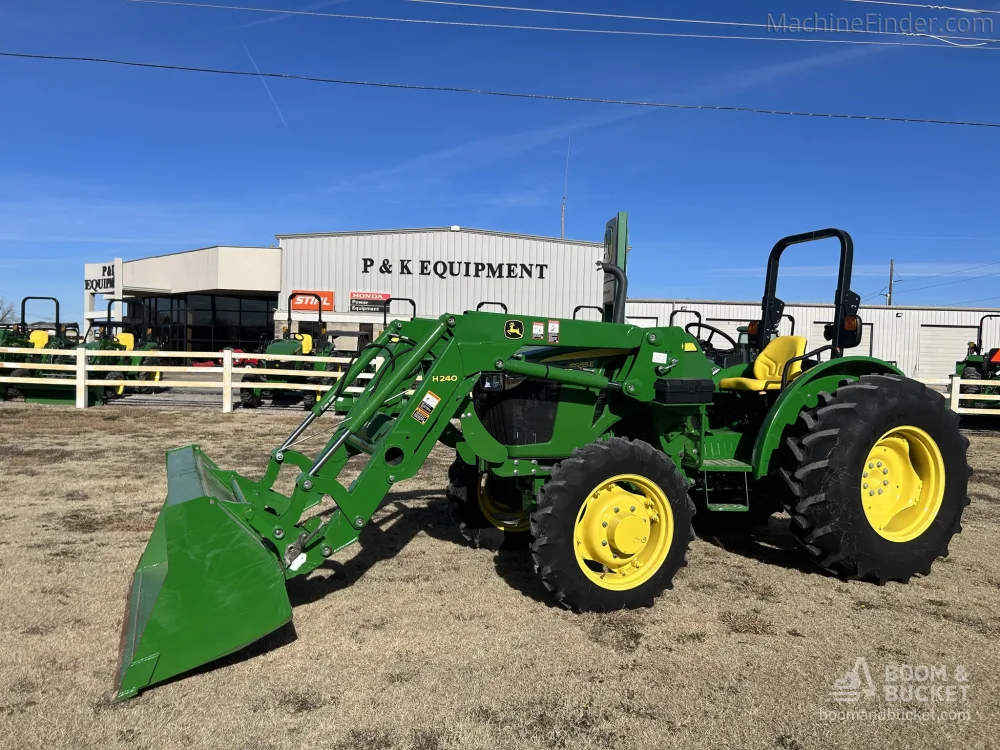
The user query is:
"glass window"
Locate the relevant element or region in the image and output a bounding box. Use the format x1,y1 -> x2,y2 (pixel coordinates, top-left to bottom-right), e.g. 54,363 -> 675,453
241,311 -> 267,328
241,298 -> 269,312
188,294 -> 212,310
190,309 -> 213,326
216,310 -> 239,327
215,296 -> 240,311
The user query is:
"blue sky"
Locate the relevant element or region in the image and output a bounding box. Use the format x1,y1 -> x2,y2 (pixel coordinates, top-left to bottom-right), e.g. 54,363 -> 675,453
2,0 -> 1000,322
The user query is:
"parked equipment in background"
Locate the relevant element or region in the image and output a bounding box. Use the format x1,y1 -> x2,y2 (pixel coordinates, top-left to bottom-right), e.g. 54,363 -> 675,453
955,314 -> 1000,396
2,297 -> 112,405
241,294 -> 371,410
116,214 -> 970,701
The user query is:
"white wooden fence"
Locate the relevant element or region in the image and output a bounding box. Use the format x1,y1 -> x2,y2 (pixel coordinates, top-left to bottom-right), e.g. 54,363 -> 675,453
2,347 -> 997,418
947,375 -> 1000,416
0,346 -> 375,413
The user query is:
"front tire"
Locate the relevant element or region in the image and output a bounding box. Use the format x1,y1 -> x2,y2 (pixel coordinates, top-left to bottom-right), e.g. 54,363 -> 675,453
780,374 -> 970,584
446,454 -> 529,550
240,374 -> 263,409
530,438 -> 695,612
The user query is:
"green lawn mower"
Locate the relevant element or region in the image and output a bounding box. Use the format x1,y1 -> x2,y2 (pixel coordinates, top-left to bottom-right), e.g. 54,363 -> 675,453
116,213 -> 970,701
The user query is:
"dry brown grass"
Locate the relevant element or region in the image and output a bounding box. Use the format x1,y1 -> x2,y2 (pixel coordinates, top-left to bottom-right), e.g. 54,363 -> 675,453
0,402 -> 998,749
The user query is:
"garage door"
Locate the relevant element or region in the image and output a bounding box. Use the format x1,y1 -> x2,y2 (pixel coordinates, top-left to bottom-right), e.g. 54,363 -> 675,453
918,325 -> 977,380
810,321 -> 873,358
625,316 -> 658,328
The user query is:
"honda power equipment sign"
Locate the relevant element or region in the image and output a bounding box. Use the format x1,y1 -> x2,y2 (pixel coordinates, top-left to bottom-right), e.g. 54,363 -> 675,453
291,290 -> 334,312
349,291 -> 391,314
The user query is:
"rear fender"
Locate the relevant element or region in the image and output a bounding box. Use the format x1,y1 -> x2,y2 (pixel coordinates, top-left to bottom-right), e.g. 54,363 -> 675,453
751,357 -> 903,479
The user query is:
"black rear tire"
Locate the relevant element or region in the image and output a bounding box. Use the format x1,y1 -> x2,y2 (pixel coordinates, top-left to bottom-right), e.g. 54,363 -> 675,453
530,437 -> 695,612
446,454 -> 528,551
960,365 -> 982,395
240,374 -> 263,409
780,374 -> 970,584
136,357 -> 162,394
7,369 -> 28,400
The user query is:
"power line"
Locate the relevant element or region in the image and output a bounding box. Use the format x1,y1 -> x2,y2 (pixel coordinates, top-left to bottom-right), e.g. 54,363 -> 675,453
843,0 -> 1000,15
123,0 -> 1000,49
892,268 -> 1000,294
398,0 -> 998,45
940,293 -> 1000,307
4,50 -> 1000,128
896,258 -> 1000,286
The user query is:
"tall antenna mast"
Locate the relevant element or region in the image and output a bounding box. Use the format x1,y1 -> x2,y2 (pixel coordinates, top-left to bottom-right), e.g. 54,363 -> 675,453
560,136 -> 571,239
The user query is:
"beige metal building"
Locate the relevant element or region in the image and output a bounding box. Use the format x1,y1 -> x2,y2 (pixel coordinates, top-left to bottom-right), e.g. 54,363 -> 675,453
625,299 -> 999,381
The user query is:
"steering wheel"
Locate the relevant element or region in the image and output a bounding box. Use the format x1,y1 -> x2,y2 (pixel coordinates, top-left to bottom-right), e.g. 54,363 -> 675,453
684,322 -> 738,352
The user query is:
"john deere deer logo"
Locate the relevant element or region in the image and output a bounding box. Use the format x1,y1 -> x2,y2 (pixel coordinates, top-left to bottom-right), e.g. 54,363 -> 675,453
505,320 -> 524,339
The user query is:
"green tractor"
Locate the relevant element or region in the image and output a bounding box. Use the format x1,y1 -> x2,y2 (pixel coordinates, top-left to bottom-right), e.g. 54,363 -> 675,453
115,213 -> 970,701
242,294 -> 371,410
955,314 -> 1000,397
84,302 -> 165,396
0,310 -> 36,401
2,297 -> 113,405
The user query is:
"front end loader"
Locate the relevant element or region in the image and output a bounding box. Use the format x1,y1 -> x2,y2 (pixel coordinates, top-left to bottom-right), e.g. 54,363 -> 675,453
116,214 -> 971,701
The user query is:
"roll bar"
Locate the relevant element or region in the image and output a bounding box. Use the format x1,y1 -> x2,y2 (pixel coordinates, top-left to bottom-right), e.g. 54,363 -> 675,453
383,298 -> 417,326
597,261 -> 627,325
758,229 -> 858,355
977,314 -> 1000,352
286,292 -> 324,337
20,297 -> 60,334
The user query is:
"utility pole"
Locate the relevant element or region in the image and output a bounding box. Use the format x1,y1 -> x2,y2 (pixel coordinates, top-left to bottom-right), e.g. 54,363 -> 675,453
560,137 -> 571,239
887,259 -> 894,306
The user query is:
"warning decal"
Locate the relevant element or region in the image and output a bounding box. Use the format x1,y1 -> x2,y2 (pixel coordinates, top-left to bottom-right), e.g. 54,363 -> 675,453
548,320 -> 560,344
532,321 -> 544,340
412,390 -> 442,424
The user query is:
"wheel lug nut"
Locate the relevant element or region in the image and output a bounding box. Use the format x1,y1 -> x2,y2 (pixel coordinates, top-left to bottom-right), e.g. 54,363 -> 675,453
614,507 -> 619,513
863,472 -> 868,478
883,480 -> 889,486
630,505 -> 636,512
869,490 -> 875,496
869,463 -> 874,469
863,483 -> 868,489
601,540 -> 608,546
883,468 -> 889,475
878,489 -> 883,495
602,521 -> 608,528
877,462 -> 882,468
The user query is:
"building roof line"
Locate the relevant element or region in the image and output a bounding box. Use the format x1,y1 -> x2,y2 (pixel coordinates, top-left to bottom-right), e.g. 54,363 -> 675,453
275,226 -> 602,246
626,298 -> 1000,313
120,245 -> 276,263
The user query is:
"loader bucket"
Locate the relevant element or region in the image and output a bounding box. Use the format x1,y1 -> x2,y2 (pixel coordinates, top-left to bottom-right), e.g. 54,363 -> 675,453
115,446 -> 292,701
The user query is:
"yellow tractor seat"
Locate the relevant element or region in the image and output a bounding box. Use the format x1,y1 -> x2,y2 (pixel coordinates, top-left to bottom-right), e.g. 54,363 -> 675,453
29,330 -> 49,349
115,332 -> 135,351
299,333 -> 313,355
720,335 -> 808,392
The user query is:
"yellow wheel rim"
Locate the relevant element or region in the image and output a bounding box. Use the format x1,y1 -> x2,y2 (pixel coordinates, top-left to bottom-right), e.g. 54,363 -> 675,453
478,475 -> 529,533
573,474 -> 674,591
861,425 -> 945,543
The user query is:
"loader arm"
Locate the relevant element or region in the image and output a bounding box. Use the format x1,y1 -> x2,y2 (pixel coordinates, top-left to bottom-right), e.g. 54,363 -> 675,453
115,310 -> 680,700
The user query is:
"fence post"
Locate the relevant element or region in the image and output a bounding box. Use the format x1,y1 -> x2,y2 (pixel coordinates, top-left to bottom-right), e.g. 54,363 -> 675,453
75,345 -> 87,409
949,375 -> 960,413
222,348 -> 233,413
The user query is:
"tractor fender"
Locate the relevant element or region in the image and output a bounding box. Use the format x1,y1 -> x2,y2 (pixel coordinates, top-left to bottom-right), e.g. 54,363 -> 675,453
751,356 -> 904,479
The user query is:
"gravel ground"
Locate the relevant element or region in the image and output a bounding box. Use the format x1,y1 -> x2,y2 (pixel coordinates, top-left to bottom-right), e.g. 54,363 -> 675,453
0,403 -> 997,750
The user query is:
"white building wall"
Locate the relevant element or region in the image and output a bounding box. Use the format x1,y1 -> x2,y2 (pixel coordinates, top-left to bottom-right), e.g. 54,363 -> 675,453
626,299 -> 1000,380
278,228 -> 604,324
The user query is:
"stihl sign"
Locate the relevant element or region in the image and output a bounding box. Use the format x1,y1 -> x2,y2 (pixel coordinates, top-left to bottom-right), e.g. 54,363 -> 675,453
290,290 -> 334,312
